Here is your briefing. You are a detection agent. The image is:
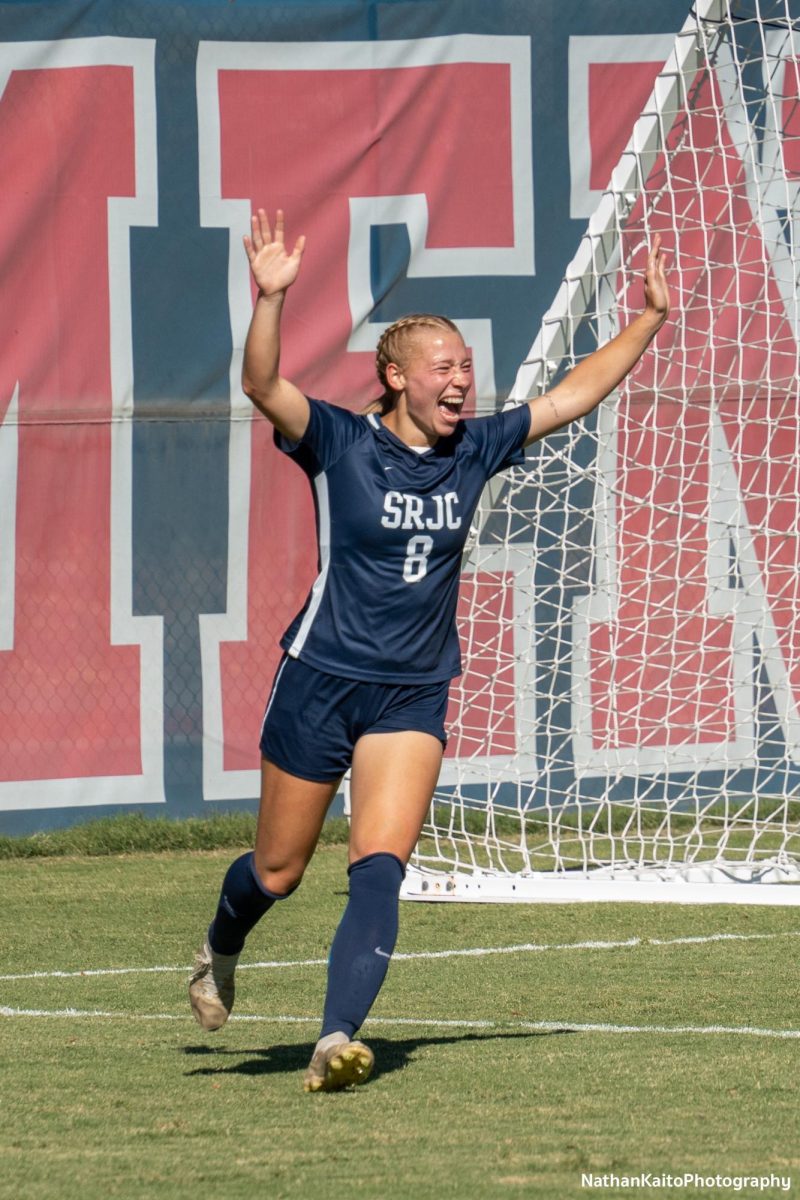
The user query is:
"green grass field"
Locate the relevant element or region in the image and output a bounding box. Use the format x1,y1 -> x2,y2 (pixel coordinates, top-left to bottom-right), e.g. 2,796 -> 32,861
1,843 -> 798,1199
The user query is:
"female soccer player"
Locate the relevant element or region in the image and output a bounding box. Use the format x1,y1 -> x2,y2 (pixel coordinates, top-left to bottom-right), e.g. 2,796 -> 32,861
190,210 -> 670,1092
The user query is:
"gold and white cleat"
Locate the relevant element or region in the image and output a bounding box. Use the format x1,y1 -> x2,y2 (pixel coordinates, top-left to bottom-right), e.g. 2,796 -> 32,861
188,939 -> 239,1031
303,1032 -> 375,1093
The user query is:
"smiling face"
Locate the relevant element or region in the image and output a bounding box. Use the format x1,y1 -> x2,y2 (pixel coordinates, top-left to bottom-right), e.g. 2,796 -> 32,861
382,328 -> 473,446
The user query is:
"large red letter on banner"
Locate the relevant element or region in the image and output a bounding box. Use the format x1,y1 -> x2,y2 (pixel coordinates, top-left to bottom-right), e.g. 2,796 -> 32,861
0,43 -> 163,810
574,69 -> 800,771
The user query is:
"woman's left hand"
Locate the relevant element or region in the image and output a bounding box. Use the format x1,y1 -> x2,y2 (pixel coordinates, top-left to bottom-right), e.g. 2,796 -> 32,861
643,233 -> 670,325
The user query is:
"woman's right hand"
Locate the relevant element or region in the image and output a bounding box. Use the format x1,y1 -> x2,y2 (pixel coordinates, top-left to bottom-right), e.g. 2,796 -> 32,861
243,209 -> 306,298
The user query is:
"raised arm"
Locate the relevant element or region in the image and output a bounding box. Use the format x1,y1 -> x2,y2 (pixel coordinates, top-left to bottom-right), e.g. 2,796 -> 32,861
525,235 -> 670,446
242,209 -> 309,441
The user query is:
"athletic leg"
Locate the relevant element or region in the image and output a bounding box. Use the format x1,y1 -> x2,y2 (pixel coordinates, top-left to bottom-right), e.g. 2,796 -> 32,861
253,757 -> 341,893
190,758 -> 340,1031
347,730 -> 443,865
304,731 -> 442,1091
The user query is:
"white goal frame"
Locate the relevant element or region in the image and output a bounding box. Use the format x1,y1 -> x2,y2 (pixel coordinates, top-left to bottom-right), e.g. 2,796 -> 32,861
401,0 -> 800,905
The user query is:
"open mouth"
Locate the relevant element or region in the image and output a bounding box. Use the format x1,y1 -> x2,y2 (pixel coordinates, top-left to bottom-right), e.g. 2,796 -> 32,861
437,397 -> 464,420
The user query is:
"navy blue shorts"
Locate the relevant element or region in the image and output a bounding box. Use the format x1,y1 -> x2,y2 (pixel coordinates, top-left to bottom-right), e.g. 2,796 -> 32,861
259,655 -> 450,783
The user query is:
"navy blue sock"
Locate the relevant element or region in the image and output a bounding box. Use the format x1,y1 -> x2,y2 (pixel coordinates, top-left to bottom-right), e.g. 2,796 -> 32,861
320,852 -> 405,1040
208,852 -> 293,955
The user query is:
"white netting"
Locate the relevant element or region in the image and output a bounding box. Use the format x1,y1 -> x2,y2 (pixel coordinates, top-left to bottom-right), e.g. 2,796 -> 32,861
408,0 -> 800,901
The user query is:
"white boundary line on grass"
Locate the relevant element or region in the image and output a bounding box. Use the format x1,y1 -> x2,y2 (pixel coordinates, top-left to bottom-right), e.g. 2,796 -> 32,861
1,1006 -> 799,1040
1,929 -> 799,983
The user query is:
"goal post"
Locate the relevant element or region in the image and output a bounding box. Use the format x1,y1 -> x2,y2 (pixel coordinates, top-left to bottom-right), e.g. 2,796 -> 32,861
402,0 -> 800,904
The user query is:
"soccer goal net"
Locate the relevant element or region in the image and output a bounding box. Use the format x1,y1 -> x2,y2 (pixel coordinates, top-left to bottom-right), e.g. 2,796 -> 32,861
403,0 -> 800,904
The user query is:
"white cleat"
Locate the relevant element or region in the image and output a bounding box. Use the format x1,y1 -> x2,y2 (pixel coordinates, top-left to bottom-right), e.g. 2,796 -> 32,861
188,939 -> 239,1031
303,1031 -> 375,1093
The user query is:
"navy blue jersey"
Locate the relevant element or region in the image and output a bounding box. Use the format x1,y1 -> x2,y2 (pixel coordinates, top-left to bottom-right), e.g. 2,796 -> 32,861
275,398 -> 530,682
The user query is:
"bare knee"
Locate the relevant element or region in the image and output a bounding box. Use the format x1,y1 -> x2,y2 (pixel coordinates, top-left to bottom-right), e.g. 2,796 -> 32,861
253,761 -> 339,896
251,851 -> 306,896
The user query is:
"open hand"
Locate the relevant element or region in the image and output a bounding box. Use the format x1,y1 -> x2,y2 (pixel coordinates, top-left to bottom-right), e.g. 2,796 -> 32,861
643,233 -> 670,324
243,209 -> 306,297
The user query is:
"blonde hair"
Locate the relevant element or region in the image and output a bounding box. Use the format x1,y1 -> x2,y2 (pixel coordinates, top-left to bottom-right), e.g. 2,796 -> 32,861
364,313 -> 461,415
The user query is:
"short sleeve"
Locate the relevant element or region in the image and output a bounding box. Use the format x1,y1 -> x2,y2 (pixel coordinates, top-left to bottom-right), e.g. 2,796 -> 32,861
464,403 -> 530,478
273,397 -> 366,476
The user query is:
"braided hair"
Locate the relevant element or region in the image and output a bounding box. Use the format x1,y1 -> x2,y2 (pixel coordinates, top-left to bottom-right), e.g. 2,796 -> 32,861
367,313 -> 461,415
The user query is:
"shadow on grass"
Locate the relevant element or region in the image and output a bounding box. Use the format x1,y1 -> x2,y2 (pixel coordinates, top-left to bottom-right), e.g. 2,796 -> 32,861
182,1028 -> 574,1082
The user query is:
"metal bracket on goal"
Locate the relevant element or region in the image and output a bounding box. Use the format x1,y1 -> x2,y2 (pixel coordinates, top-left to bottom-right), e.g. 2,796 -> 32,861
401,862 -> 800,906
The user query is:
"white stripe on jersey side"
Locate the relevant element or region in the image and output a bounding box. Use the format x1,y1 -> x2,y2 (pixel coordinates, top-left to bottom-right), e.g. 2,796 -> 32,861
287,472 -> 331,657
367,414 -> 379,429
259,654 -> 290,742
